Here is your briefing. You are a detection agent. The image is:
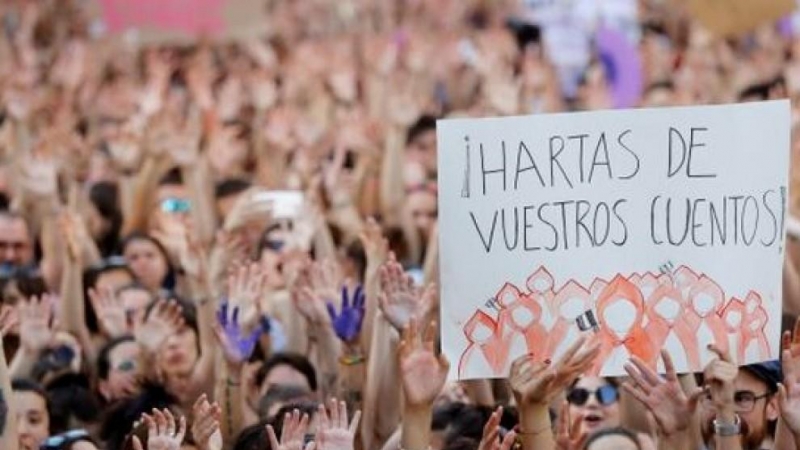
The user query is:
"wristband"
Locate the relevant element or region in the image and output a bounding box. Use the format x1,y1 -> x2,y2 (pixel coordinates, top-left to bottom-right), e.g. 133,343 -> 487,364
339,354 -> 366,366
713,415 -> 741,436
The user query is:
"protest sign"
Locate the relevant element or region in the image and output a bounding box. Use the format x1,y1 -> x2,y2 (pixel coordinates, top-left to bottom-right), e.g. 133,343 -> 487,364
93,0 -> 266,45
683,0 -> 794,37
437,101 -> 790,380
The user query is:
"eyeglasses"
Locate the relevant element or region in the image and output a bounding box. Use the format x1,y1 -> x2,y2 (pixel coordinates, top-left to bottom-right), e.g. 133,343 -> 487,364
40,429 -> 91,450
566,385 -> 618,406
702,390 -> 771,413
114,359 -> 137,373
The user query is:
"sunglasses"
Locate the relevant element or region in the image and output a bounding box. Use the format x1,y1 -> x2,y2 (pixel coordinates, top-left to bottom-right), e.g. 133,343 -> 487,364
566,385 -> 618,406
40,429 -> 91,450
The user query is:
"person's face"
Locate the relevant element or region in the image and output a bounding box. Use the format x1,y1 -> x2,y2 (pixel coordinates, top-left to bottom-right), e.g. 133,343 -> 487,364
101,340 -> 140,401
0,217 -> 33,267
159,325 -> 199,376
407,129 -> 437,173
586,433 -> 639,450
406,190 -> 437,240
700,370 -> 778,449
260,364 -> 311,394
568,377 -> 621,438
96,268 -> 134,295
123,240 -> 168,292
118,288 -> 152,330
14,390 -> 49,450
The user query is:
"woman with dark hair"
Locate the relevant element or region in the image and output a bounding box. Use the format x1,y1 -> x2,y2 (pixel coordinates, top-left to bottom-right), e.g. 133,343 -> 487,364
87,182 -> 123,258
12,378 -> 51,450
120,233 -> 177,295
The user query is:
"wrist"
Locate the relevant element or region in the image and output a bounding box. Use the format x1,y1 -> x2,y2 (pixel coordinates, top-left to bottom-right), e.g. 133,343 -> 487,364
520,402 -> 551,433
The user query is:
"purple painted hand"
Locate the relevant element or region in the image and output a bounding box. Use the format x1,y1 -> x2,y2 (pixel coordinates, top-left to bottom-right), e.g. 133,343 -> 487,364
213,301 -> 269,365
327,285 -> 365,343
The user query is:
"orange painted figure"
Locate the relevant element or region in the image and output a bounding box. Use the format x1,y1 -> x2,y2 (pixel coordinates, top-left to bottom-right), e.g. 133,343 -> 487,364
547,280 -> 593,359
458,310 -> 509,378
495,282 -> 548,364
681,274 -> 730,370
593,276 -> 656,373
741,292 -> 771,362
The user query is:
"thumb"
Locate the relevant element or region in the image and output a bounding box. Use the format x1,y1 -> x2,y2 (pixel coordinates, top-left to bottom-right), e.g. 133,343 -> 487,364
132,436 -> 144,450
688,387 -> 705,412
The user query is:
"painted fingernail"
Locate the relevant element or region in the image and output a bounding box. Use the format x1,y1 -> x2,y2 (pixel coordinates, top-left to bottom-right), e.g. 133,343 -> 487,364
544,359 -> 551,365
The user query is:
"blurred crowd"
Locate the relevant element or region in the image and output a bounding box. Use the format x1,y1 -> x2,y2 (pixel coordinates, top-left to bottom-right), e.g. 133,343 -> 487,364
0,1 -> 800,450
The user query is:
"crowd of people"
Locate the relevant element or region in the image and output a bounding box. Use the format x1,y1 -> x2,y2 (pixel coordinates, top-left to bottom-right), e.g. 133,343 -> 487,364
0,0 -> 799,449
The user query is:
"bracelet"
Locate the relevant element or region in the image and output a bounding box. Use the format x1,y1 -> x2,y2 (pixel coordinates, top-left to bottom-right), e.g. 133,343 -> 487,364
339,354 -> 366,366
515,423 -> 551,435
226,378 -> 241,386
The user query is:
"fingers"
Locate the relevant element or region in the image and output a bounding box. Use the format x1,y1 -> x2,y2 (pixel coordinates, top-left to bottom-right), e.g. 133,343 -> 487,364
499,430 -> 517,450
349,410 -> 362,435
175,415 -> 187,442
131,436 -> 144,450
329,398 -> 340,429
266,424 -> 280,449
661,350 -> 678,381
622,381 -> 651,407
707,343 -> 732,363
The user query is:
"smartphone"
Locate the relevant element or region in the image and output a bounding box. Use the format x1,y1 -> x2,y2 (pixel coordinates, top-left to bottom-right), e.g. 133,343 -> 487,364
252,191 -> 304,220
160,198 -> 191,214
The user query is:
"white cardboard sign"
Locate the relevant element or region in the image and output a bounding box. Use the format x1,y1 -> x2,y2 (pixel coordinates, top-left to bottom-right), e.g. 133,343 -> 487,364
437,101 -> 790,380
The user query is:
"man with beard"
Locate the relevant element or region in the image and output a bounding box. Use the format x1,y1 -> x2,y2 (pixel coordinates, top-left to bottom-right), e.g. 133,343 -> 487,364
700,360 -> 781,450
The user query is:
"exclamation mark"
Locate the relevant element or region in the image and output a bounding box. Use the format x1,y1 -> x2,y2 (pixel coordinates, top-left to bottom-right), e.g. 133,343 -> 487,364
461,136 -> 471,198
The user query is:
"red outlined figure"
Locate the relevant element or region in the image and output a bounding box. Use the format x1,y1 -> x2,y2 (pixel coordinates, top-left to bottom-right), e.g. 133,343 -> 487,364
593,275 -> 656,373
547,280 -> 592,359
683,274 -> 729,370
458,310 -> 509,378
721,297 -> 747,363
742,292 -> 771,362
645,282 -> 694,368
456,265 -> 771,379
495,283 -> 548,364
526,266 -> 555,295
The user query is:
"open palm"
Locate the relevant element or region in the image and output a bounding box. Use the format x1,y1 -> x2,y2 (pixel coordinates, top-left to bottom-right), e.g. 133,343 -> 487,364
399,319 -> 449,406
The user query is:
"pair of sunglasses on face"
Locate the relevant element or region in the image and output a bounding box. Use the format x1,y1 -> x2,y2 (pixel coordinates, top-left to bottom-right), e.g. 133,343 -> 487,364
566,385 -> 619,406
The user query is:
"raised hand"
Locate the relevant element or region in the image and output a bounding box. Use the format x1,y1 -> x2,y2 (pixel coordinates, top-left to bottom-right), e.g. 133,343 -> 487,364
478,406 -> 517,450
378,254 -> 431,331
778,323 -> 800,437
327,285 -> 365,343
554,402 -> 586,450
19,295 -> 54,353
704,344 -> 738,409
226,262 -> 269,333
132,408 -> 187,450
0,305 -> 18,336
315,398 -> 361,450
359,218 -> 388,264
135,300 -> 184,353
89,286 -> 129,338
192,394 -> 223,450
624,350 -> 704,436
213,300 -> 268,366
266,409 -> 316,450
399,319 -> 450,407
510,336 -> 600,407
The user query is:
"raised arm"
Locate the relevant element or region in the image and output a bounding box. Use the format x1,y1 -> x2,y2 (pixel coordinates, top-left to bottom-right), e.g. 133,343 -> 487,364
0,327 -> 18,450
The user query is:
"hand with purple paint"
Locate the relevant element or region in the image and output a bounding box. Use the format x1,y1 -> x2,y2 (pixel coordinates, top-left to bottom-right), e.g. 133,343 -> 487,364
213,300 -> 269,365
327,285 -> 365,343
